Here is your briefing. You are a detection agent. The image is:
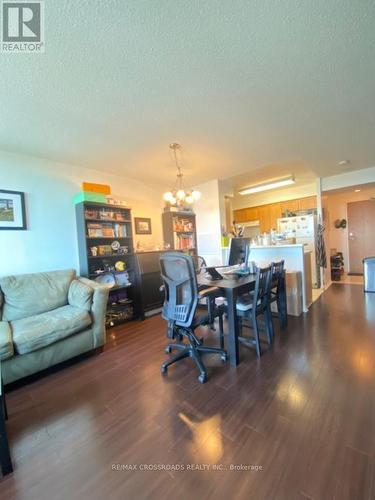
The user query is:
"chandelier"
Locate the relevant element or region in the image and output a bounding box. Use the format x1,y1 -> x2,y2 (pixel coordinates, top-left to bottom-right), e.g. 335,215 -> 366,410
163,143 -> 201,206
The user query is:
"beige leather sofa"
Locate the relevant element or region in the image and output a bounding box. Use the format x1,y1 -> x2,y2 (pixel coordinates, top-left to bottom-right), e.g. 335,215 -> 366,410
0,269 -> 109,384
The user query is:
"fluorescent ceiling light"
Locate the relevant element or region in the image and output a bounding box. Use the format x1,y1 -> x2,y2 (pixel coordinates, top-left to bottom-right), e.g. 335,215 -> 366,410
239,176 -> 295,195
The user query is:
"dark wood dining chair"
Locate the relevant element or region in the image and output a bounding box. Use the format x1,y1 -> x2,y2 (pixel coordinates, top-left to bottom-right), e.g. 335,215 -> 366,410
270,260 -> 287,329
236,266 -> 274,357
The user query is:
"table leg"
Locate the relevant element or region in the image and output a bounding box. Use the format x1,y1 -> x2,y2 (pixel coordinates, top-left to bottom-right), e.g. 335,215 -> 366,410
0,389 -> 13,475
226,288 -> 240,366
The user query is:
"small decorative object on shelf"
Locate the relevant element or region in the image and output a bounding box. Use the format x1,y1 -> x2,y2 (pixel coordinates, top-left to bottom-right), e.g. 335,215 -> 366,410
162,210 -> 198,256
76,201 -> 140,326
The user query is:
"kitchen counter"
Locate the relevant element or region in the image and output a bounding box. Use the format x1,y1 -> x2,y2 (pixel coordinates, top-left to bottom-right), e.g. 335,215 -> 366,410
251,243 -> 312,254
248,244 -> 312,312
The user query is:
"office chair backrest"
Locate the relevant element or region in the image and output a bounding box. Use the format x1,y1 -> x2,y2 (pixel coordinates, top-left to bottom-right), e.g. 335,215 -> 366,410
252,266 -> 272,309
271,260 -> 285,289
159,252 -> 199,328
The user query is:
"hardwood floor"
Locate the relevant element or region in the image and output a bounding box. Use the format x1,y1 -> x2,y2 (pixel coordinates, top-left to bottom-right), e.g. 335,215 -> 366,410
1,284 -> 375,499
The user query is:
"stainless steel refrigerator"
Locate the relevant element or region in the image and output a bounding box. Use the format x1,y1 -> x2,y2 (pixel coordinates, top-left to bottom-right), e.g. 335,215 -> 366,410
277,214 -> 320,288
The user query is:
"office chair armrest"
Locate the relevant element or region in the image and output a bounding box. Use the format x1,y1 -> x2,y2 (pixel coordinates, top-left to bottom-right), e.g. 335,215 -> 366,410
198,286 -> 220,299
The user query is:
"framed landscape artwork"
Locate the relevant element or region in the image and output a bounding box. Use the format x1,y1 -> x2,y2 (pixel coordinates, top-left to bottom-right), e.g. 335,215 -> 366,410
0,190 -> 27,230
134,217 -> 152,235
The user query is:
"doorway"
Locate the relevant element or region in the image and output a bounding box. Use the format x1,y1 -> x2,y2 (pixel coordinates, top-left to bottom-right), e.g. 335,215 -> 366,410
348,200 -> 375,274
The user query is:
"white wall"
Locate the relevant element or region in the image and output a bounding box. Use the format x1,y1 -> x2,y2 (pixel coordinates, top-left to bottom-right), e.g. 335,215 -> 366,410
193,179 -> 223,266
232,182 -> 317,210
322,166 -> 375,192
0,150 -> 164,277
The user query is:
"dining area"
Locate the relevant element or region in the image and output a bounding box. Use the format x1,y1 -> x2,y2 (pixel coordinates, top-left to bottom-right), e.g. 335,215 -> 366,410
159,251 -> 287,383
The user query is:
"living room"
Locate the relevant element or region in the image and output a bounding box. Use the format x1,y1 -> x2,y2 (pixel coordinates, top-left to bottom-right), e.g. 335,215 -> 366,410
1,2 -> 375,499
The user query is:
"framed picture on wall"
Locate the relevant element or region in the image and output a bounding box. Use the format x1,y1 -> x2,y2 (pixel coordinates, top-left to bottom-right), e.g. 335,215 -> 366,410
0,190 -> 27,230
134,217 -> 152,235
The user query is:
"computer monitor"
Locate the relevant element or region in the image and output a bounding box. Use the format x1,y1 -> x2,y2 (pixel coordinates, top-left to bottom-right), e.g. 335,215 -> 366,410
228,237 -> 250,266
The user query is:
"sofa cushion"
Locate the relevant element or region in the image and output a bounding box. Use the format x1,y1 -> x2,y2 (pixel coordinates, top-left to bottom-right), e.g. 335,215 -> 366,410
11,305 -> 92,355
68,280 -> 93,311
0,321 -> 13,361
0,269 -> 76,321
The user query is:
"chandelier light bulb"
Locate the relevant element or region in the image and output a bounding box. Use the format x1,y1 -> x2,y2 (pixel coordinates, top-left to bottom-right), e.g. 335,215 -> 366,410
163,191 -> 174,202
176,189 -> 185,200
163,143 -> 202,206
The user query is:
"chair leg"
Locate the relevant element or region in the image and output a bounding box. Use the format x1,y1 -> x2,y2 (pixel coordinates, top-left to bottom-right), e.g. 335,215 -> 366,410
278,296 -> 288,328
165,343 -> 186,353
265,306 -> 274,344
161,349 -> 191,372
190,348 -> 207,383
198,346 -> 227,361
251,313 -> 261,358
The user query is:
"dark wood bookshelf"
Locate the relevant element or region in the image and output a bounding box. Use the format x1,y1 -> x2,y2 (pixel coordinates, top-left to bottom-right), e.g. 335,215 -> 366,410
162,210 -> 198,256
75,201 -> 141,327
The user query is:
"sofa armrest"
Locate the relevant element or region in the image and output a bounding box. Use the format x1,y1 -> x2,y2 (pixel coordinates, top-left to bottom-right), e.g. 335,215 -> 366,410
0,320 -> 14,361
77,278 -> 109,348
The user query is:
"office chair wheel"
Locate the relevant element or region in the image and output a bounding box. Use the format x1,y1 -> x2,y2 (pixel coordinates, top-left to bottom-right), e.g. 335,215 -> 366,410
221,352 -> 228,362
161,364 -> 168,374
165,346 -> 172,354
198,373 -> 207,384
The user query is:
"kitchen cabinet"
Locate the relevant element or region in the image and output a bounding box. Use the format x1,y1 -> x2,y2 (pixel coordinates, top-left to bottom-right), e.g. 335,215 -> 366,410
258,205 -> 271,233
233,209 -> 248,222
245,207 -> 258,221
298,196 -> 317,211
269,203 -> 282,230
280,199 -> 299,215
233,196 -> 317,231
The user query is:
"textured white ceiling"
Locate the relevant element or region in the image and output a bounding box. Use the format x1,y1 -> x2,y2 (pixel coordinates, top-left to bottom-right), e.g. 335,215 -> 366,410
1,0 -> 375,188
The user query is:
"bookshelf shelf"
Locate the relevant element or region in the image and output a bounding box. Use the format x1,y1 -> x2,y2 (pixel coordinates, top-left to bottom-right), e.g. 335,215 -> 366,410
85,218 -> 132,224
75,201 -> 140,326
162,211 -> 198,255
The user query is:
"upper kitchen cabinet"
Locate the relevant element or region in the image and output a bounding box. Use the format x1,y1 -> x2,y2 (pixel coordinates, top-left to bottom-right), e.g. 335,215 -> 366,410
280,199 -> 299,215
269,203 -> 282,230
298,196 -> 317,211
258,205 -> 271,233
245,207 -> 258,221
233,195 -> 317,230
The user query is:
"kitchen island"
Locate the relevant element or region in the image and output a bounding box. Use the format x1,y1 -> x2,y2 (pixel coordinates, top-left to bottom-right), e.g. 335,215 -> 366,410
248,244 -> 312,312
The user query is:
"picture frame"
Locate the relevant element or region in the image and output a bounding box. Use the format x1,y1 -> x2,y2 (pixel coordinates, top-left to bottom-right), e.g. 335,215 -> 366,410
134,217 -> 152,235
0,190 -> 27,230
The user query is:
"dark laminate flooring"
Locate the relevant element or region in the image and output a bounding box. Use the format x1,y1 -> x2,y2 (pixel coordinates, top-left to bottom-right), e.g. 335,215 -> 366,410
1,284 -> 375,500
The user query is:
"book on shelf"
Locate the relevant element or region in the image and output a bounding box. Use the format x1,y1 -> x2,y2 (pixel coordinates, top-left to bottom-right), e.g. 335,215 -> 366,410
173,233 -> 195,250
172,217 -> 194,232
114,223 -> 127,237
87,222 -> 127,238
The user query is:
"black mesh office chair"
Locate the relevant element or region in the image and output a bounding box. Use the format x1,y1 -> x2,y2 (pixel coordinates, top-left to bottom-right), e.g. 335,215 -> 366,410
159,252 -> 227,383
270,260 -> 287,329
236,266 -> 274,357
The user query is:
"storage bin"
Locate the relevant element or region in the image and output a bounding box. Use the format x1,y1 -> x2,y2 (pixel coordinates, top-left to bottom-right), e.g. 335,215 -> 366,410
363,257 -> 375,293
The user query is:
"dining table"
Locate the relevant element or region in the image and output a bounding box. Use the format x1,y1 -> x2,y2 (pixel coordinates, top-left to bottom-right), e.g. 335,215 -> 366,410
197,272 -> 257,366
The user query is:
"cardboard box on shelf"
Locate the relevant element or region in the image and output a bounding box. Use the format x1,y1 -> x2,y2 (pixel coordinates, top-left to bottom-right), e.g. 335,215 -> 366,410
271,270 -> 303,317
82,182 -> 111,195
